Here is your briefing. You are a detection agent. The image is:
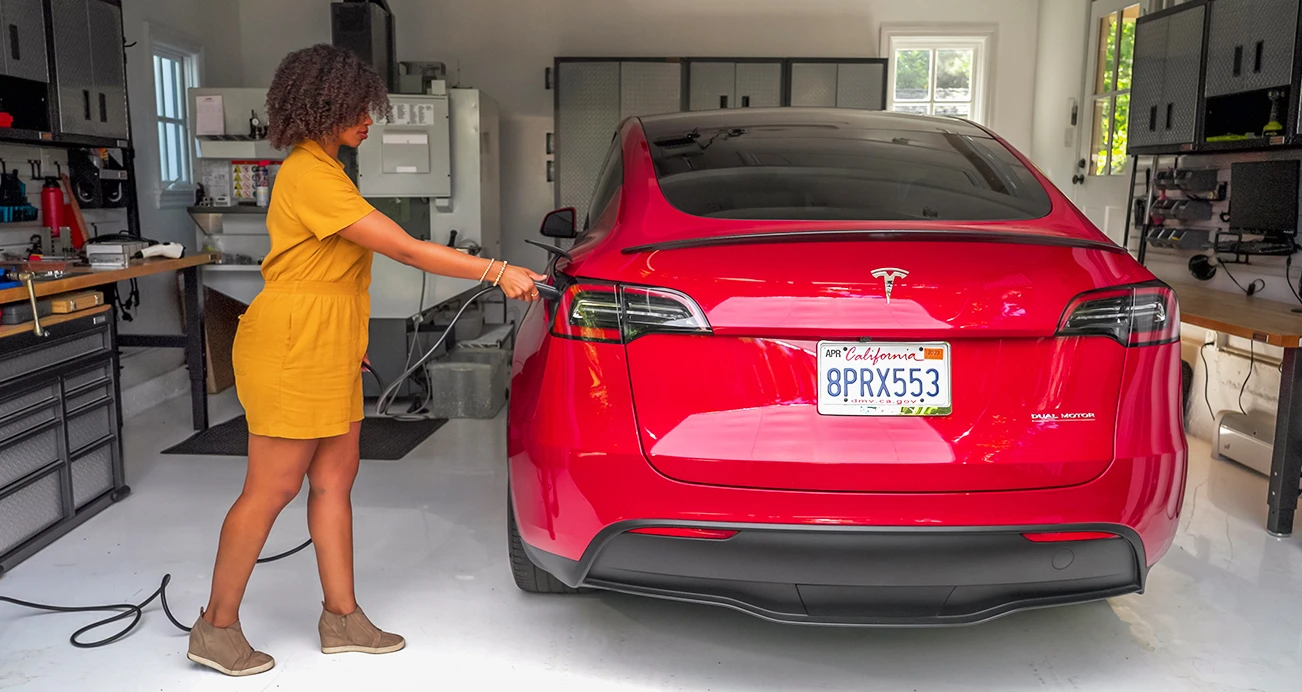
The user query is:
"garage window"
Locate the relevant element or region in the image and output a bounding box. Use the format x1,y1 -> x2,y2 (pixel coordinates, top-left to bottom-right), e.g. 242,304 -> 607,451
883,30 -> 991,124
1088,4 -> 1140,176
150,27 -> 201,209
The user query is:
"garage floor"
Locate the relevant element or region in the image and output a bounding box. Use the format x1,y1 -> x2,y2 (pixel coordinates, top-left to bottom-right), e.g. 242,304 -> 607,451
1,394 -> 1300,692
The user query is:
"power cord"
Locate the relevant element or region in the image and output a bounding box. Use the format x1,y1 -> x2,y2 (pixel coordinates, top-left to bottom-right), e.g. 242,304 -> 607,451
1200,342 -> 1215,420
0,539 -> 311,649
1238,339 -> 1255,415
1217,259 -> 1265,296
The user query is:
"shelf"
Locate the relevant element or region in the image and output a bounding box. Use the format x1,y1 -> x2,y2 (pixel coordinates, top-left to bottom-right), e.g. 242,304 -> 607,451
205,264 -> 262,272
187,206 -> 267,215
0,305 -> 112,340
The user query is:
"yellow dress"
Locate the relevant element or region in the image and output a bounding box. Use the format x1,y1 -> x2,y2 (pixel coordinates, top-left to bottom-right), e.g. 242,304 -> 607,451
232,140 -> 377,439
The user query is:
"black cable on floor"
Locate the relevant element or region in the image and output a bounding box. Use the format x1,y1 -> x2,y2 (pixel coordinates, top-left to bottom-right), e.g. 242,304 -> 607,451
0,538 -> 312,649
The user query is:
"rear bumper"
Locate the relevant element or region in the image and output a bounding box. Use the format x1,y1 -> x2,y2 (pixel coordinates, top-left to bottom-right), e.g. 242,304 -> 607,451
522,521 -> 1146,626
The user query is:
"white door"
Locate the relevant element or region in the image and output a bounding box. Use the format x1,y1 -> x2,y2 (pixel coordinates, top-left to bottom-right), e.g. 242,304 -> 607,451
1072,0 -> 1145,246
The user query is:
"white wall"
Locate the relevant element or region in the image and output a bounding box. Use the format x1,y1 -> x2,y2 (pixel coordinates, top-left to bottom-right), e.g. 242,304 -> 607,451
237,0 -> 1043,271
116,0 -> 244,388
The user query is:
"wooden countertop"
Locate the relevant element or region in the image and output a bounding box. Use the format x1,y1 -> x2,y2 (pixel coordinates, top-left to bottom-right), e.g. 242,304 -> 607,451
0,255 -> 214,306
1170,281 -> 1302,348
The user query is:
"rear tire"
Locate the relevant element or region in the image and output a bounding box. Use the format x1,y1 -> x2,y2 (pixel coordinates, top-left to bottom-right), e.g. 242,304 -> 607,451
507,495 -> 584,594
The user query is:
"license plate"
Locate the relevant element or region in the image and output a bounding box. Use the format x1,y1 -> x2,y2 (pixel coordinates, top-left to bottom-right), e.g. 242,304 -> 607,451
817,342 -> 952,416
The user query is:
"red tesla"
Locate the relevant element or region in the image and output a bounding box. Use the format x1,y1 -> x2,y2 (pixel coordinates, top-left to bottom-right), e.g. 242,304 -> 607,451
506,108 -> 1186,625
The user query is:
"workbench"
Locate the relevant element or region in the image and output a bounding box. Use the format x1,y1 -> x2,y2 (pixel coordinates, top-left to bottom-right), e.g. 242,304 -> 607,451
1171,281 -> 1302,536
0,255 -> 215,431
0,255 -> 213,576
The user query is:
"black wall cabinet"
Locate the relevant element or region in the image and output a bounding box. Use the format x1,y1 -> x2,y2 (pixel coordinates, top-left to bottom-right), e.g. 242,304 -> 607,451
1129,0 -> 1302,155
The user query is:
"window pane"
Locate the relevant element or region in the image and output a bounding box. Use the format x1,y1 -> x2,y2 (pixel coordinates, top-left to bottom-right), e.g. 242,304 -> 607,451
1116,5 -> 1139,92
1096,12 -> 1119,94
644,115 -> 1054,222
166,123 -> 183,181
1090,97 -> 1113,176
171,61 -> 184,121
894,49 -> 932,102
893,103 -> 931,115
935,103 -> 971,118
935,50 -> 973,101
161,58 -> 177,119
158,121 -> 171,182
1109,93 -> 1130,175
154,55 -> 165,117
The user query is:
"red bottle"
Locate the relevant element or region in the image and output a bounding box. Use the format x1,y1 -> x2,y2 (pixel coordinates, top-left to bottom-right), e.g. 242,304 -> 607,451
41,177 -> 63,238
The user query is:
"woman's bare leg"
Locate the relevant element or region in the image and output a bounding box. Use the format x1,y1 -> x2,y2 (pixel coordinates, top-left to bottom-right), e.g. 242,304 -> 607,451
306,421 -> 362,615
203,434 -> 320,627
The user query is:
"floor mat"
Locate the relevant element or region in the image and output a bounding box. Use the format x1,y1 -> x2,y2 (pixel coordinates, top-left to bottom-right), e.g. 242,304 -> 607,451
162,416 -> 447,460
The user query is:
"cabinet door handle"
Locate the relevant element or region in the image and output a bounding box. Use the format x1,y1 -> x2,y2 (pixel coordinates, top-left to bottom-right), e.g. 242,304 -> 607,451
1255,41 -> 1264,73
8,25 -> 18,61
99,93 -> 107,123
1166,103 -> 1174,130
720,95 -> 729,108
1234,45 -> 1243,76
82,90 -> 91,120
1149,105 -> 1158,131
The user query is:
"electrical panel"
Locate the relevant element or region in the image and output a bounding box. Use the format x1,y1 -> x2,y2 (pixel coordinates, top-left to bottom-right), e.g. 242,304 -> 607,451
356,93 -> 452,203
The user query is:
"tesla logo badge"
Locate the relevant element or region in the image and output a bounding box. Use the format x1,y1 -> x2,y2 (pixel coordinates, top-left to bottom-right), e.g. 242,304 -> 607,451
872,268 -> 909,304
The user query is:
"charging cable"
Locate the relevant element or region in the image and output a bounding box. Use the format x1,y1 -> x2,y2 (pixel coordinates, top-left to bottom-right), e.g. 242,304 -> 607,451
0,540 -> 312,648
0,279 -> 558,649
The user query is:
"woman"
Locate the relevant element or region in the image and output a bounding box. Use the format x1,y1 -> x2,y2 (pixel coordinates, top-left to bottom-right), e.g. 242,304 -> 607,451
186,44 -> 545,677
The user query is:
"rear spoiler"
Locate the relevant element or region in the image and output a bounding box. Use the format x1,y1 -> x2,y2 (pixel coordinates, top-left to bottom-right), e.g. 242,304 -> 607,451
622,229 -> 1124,255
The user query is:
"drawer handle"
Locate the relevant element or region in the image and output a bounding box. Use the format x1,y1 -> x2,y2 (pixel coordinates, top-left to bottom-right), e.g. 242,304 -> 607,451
1234,45 -> 1243,76
99,93 -> 107,123
1255,40 -> 1264,73
720,95 -> 729,108
1149,105 -> 1158,131
9,24 -> 18,61
82,90 -> 91,120
1166,103 -> 1174,130
742,95 -> 751,108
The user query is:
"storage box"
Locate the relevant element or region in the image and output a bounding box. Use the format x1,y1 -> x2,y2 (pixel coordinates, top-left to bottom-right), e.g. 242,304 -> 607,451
424,360 -> 507,419
1,299 -> 51,325
50,291 -> 104,314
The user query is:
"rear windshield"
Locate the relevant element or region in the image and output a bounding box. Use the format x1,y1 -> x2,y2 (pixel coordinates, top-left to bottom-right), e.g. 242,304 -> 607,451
644,120 -> 1052,222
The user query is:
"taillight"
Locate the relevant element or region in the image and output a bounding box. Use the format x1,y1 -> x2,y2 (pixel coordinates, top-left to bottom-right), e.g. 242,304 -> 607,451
552,282 -> 711,343
1055,283 -> 1179,347
553,284 -> 621,343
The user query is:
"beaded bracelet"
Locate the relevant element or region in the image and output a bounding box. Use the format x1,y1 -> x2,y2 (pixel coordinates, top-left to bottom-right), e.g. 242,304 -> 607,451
493,261 -> 509,287
478,260 -> 495,283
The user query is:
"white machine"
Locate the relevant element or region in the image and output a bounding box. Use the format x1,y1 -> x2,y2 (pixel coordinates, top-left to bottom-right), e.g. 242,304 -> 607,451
1214,410 -> 1275,476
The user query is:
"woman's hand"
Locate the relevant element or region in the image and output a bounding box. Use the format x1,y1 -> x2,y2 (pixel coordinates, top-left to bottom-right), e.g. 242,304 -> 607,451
495,263 -> 548,302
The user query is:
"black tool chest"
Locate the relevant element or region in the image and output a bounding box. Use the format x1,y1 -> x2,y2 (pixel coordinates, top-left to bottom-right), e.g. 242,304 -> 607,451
0,309 -> 126,575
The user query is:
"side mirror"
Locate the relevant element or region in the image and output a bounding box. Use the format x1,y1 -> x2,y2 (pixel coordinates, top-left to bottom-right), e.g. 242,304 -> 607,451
540,207 -> 578,239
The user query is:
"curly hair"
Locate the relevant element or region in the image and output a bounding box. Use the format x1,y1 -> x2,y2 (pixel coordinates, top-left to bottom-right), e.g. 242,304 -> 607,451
266,44 -> 391,150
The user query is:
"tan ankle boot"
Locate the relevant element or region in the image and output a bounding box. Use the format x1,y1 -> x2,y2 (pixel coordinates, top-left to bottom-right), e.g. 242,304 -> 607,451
187,609 -> 275,676
318,605 -> 405,655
